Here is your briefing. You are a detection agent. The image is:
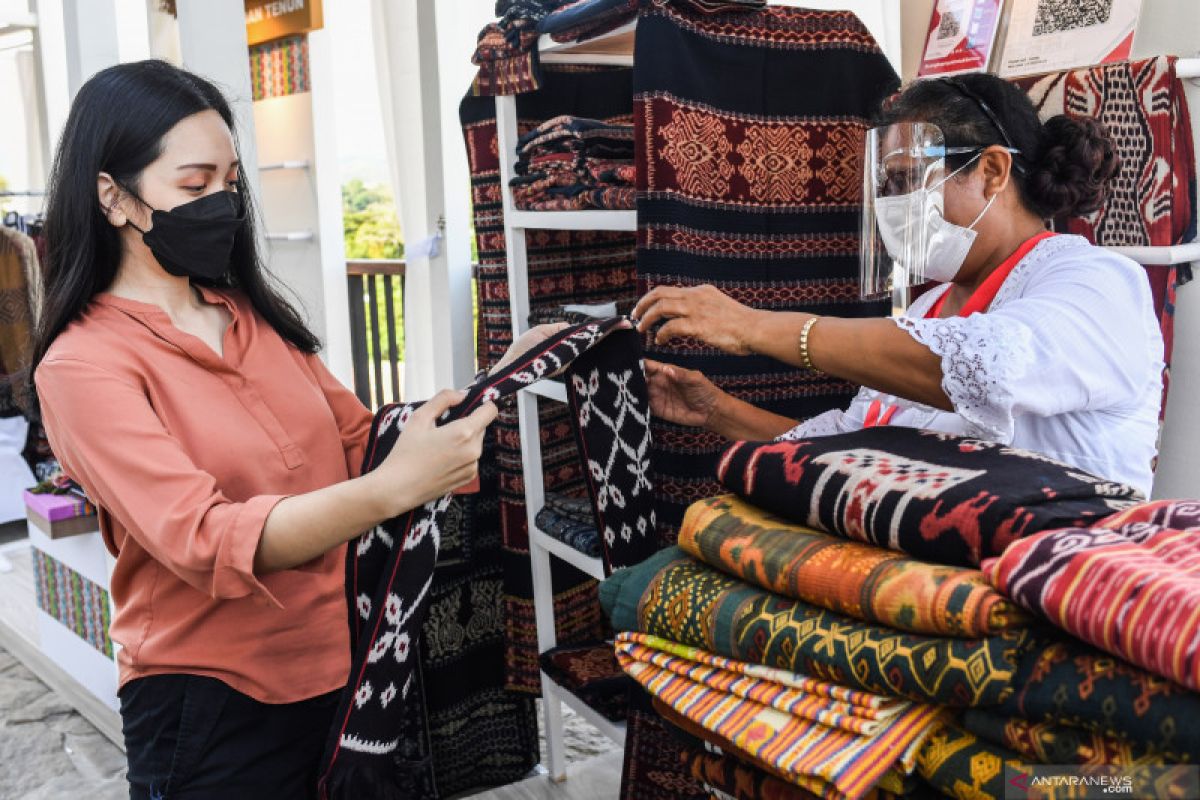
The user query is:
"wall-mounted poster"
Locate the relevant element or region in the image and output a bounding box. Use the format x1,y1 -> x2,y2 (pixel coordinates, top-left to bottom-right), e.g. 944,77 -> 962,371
918,0 -> 1004,77
997,0 -> 1144,77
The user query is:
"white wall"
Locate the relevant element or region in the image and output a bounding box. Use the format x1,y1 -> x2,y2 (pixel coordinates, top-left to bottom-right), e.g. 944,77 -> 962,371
1130,0 -> 1200,498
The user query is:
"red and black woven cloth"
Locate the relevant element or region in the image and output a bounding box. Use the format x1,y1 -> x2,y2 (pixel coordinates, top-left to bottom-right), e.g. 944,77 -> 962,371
319,318 -> 658,798
632,2 -> 901,540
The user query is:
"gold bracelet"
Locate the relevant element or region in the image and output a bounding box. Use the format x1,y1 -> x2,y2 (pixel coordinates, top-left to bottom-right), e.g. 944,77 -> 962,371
799,316 -> 821,372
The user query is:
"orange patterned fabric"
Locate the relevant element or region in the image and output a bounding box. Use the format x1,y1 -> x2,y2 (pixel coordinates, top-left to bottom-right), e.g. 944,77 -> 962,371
678,495 -> 1029,637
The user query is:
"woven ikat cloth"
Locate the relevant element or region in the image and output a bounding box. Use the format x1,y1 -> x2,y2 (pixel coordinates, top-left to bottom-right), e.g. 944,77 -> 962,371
985,498 -> 1200,692
1016,57 -> 1198,422
632,3 -> 901,538
615,632 -> 944,800
601,547 -> 1033,708
320,319 -> 657,798
461,65 -> 639,693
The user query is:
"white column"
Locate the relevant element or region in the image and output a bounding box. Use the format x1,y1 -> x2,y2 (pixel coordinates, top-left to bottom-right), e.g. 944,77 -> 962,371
434,0 -> 491,384
174,0 -> 261,203
308,28 -> 354,386
372,0 -> 475,400
114,0 -> 151,64
29,0 -> 69,160
61,0 -> 120,97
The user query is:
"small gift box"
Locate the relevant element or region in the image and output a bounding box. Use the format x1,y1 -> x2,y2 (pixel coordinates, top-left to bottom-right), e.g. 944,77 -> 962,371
25,490 -> 98,539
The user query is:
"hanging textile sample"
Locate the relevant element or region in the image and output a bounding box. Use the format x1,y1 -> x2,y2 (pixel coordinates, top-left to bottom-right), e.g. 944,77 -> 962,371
0,226 -> 37,399
1015,56 -> 1197,421
248,34 -> 311,101
320,318 -> 656,799
31,549 -> 113,658
461,64 -> 640,693
633,3 -> 901,539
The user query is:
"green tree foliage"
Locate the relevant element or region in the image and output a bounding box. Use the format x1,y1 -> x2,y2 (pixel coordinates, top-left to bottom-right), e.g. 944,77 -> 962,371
342,179 -> 404,260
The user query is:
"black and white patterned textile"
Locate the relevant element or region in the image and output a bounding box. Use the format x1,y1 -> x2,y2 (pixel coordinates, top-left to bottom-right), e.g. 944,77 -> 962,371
566,327 -> 658,570
319,317 -> 657,799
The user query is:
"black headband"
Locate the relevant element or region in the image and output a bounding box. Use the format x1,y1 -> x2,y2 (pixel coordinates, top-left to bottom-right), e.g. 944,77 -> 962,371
942,78 -> 1019,152
941,78 -> 1029,174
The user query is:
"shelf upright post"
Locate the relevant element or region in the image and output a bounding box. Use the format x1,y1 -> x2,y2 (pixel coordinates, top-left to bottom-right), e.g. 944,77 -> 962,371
497,91 -> 570,781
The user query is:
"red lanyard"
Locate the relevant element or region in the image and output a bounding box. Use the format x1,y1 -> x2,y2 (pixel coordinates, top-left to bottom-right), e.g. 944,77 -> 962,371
927,231 -> 1056,319
864,399 -> 900,428
869,231 -> 1056,428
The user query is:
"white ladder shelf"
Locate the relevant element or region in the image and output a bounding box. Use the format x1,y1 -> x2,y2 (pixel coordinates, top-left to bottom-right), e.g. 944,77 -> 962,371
494,21 -> 637,783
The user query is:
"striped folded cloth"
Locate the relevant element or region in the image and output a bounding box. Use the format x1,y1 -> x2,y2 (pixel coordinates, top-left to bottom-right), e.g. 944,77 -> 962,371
615,632 -> 945,800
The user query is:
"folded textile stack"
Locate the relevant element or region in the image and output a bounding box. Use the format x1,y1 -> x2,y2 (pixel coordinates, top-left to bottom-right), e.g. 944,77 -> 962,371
472,0 -> 574,96
540,640 -> 634,721
473,0 -> 771,95
985,498 -> 1200,691
603,427 -> 1200,800
538,0 -> 640,43
510,115 -> 636,210
616,632 -> 944,800
535,491 -> 602,557
537,0 -> 771,45
601,500 -> 1032,797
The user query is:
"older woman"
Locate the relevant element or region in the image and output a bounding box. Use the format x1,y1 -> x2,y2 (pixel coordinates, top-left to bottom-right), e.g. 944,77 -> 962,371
634,72 -> 1163,495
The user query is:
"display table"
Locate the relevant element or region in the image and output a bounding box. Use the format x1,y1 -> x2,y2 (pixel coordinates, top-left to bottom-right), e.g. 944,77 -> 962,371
0,492 -> 121,746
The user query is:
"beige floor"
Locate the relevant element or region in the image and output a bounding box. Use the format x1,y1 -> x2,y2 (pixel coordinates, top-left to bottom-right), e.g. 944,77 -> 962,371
1,538 -> 625,798
462,751 -> 623,800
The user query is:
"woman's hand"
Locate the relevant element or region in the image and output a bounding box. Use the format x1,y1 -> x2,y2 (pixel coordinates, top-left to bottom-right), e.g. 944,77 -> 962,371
645,359 -> 726,429
490,323 -> 570,375
633,285 -> 761,355
371,389 -> 498,516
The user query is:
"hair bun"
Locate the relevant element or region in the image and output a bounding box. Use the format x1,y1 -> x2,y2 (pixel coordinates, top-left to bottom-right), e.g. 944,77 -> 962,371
1027,115 -> 1121,219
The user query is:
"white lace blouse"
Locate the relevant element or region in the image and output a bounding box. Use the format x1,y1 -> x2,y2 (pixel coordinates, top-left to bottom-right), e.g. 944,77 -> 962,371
777,235 -> 1164,495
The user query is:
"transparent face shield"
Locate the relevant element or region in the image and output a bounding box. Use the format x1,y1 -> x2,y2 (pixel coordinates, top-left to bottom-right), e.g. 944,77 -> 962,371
859,123 -> 951,306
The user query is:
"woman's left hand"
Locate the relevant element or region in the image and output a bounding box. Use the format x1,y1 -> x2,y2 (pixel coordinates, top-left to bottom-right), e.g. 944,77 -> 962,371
633,285 -> 760,355
489,323 -> 570,375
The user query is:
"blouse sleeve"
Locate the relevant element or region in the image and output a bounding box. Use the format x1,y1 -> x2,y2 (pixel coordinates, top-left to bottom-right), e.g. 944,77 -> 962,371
892,254 -> 1160,443
36,357 -> 288,608
302,353 -> 373,478
772,393 -> 868,443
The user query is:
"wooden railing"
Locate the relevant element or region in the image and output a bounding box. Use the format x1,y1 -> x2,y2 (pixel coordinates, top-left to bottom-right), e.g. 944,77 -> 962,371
346,259 -> 406,410
346,260 -> 483,411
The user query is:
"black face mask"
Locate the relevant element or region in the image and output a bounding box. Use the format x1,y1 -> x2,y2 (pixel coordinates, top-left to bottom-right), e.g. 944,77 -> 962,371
126,190 -> 246,280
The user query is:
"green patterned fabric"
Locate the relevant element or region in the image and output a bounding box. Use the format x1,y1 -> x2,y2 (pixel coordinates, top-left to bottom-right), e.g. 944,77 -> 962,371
916,724 -> 1027,800
961,710 -> 1179,767
999,638 -> 1200,758
600,548 -> 1032,707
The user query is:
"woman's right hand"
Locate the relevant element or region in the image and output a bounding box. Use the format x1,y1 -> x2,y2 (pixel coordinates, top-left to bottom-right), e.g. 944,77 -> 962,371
645,360 -> 726,429
372,389 -> 498,516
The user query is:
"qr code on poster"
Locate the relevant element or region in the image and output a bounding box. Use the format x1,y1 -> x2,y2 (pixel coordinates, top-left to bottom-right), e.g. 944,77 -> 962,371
937,11 -> 962,40
1032,0 -> 1114,36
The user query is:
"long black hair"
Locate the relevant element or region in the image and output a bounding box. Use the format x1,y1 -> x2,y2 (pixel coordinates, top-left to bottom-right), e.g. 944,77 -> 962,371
878,72 -> 1120,220
26,59 -> 320,412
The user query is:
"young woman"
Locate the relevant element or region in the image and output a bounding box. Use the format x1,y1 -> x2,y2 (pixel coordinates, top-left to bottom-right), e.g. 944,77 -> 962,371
635,72 -> 1163,495
31,60 -> 553,799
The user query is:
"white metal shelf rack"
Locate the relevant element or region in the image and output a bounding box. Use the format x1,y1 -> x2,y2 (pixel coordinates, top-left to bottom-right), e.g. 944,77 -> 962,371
494,22 -> 637,782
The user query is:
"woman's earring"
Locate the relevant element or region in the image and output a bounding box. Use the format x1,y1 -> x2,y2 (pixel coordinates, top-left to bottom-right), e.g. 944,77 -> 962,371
102,204 -> 127,228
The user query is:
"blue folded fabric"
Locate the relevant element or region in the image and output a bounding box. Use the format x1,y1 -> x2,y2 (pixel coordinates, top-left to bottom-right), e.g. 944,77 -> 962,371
537,0 -> 633,36
535,495 -> 601,558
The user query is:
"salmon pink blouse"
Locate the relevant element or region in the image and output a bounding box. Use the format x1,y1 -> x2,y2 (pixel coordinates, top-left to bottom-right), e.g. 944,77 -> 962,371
35,286 -> 373,703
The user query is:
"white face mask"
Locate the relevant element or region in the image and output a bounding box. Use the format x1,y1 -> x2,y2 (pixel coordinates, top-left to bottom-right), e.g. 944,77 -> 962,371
874,155 -> 998,283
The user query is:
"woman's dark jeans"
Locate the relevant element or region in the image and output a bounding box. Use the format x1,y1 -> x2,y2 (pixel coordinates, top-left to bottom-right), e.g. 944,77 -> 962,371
119,674 -> 339,800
